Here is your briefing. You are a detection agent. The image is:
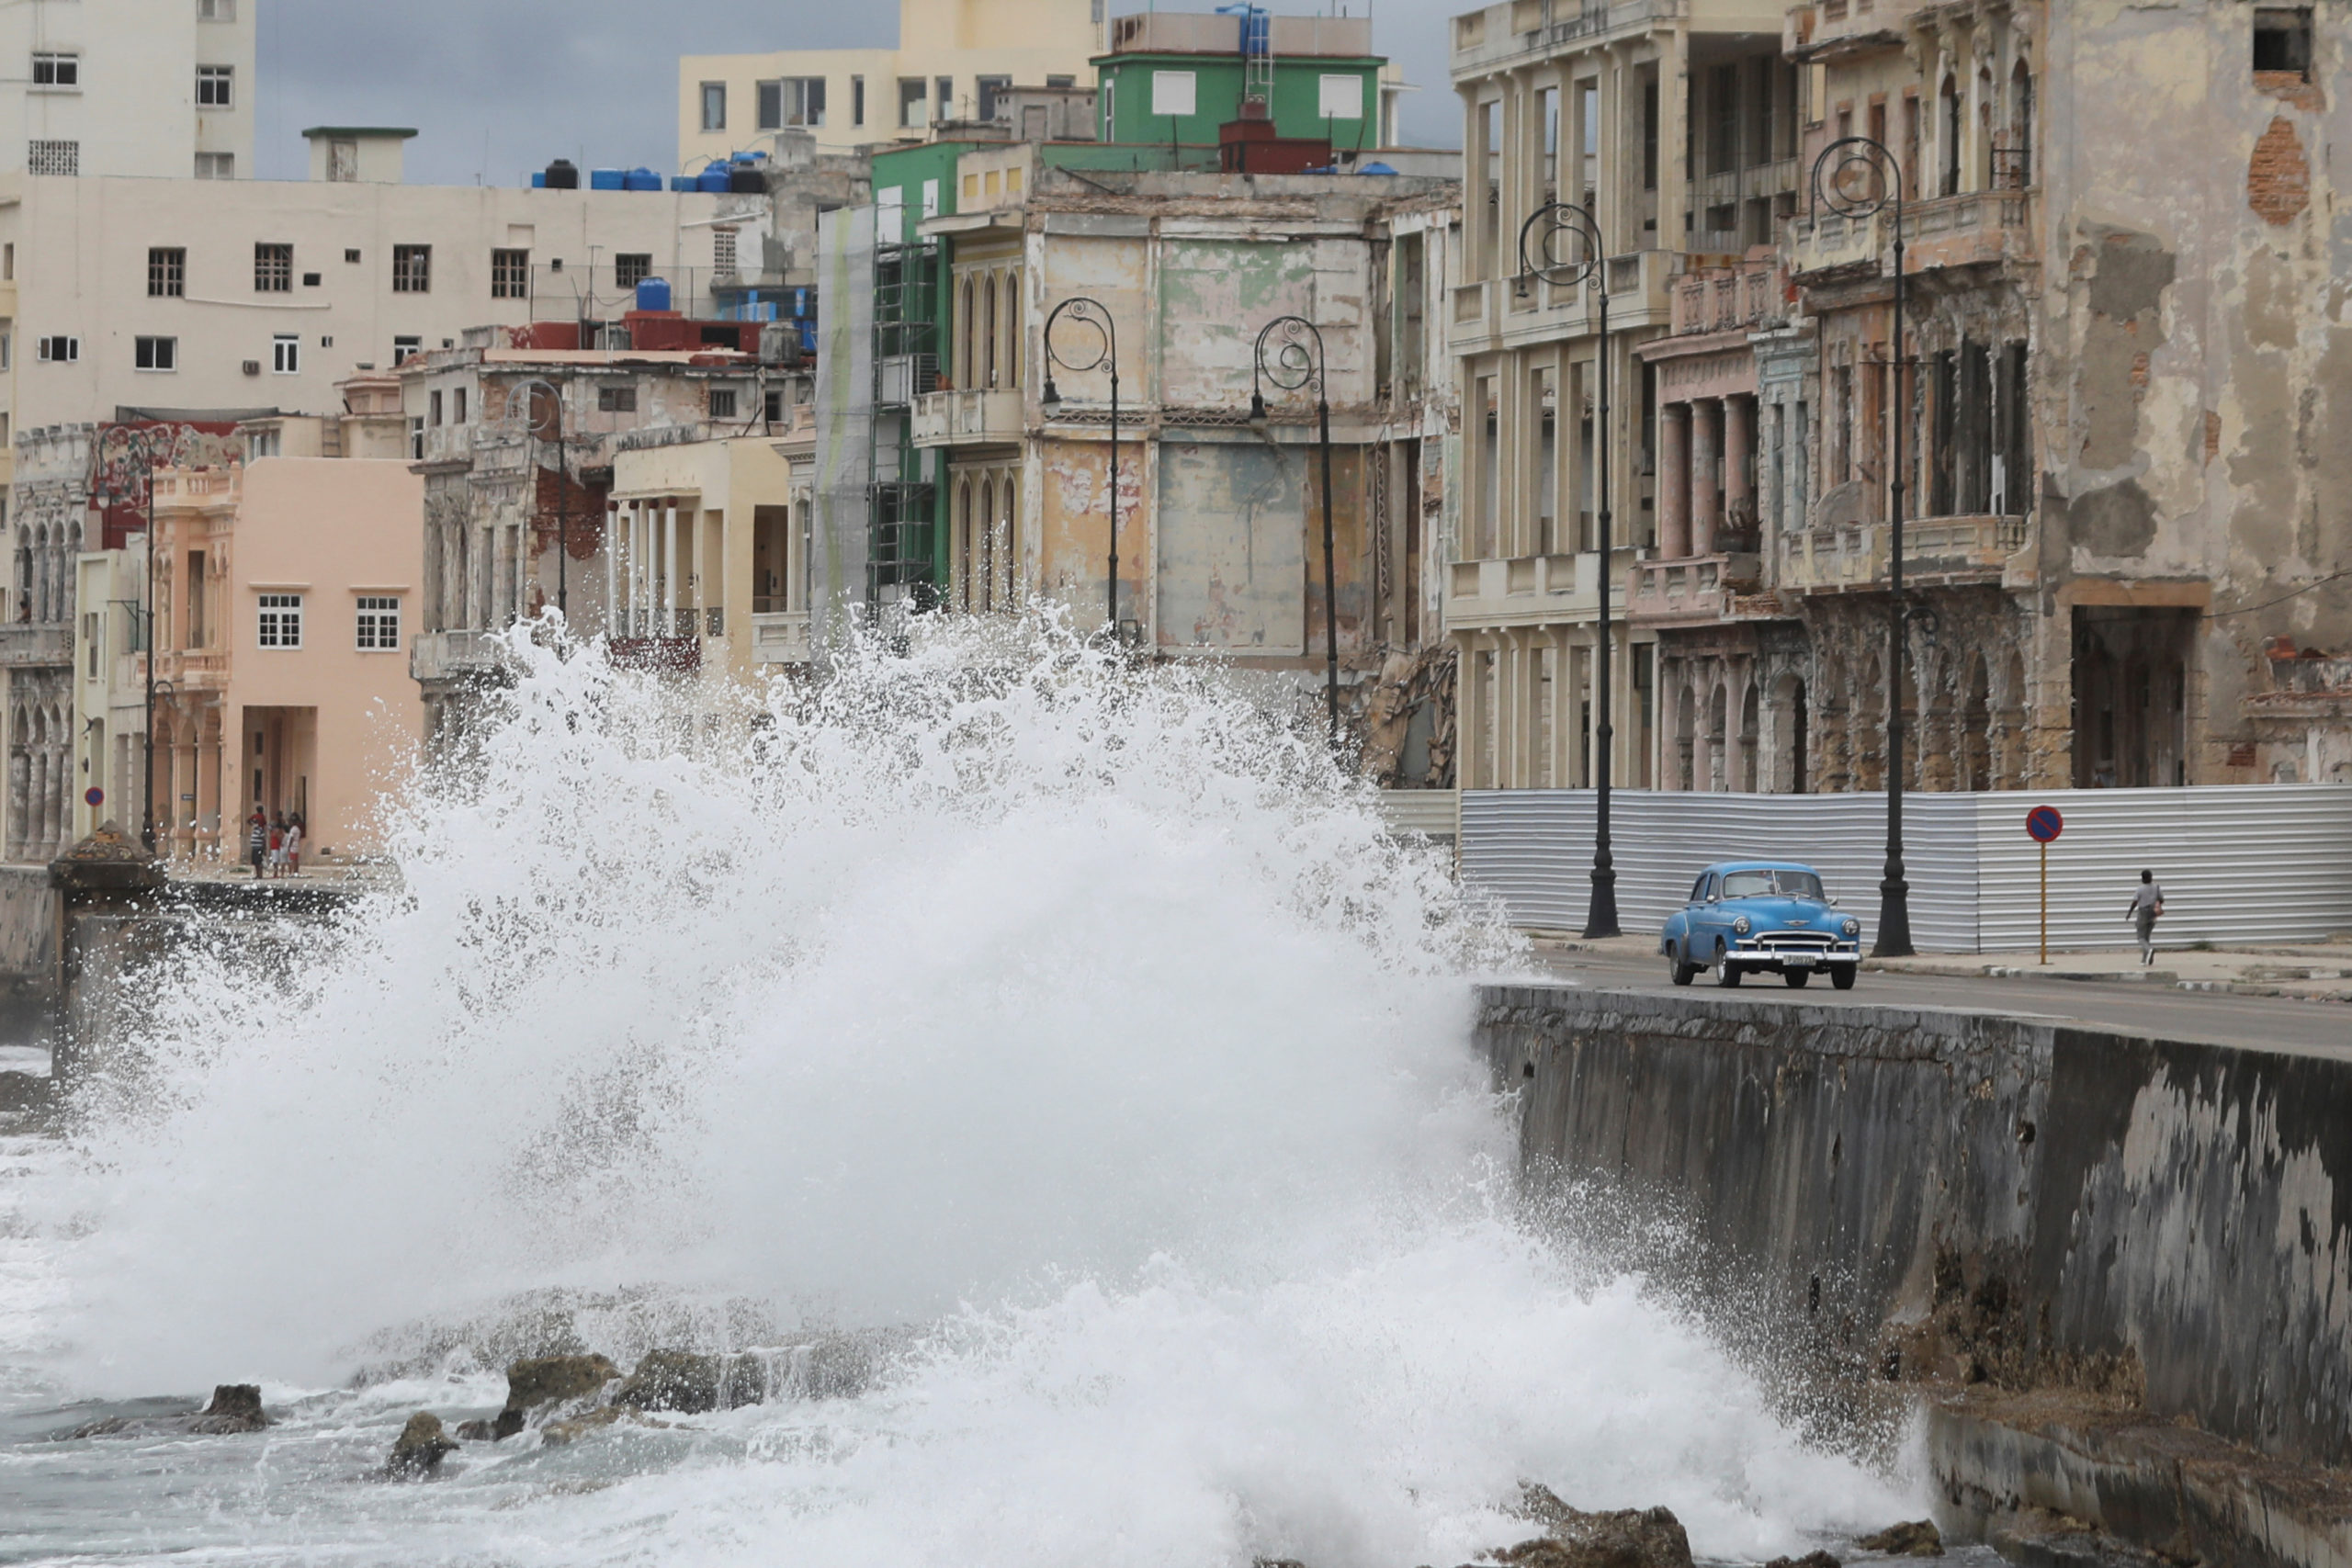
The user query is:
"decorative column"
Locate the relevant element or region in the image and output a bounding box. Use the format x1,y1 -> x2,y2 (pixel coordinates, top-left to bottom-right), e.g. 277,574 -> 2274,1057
197,707 -> 220,860
1724,395 -> 1753,541
177,723 -> 199,859
1455,636 -> 1482,790
7,729 -> 28,862
1691,399 -> 1722,556
605,502 -> 619,635
662,500 -> 679,633
1659,404 -> 1691,558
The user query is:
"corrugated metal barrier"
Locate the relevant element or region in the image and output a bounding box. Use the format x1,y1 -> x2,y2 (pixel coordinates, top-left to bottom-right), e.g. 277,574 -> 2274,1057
1375,789 -> 1460,840
1460,785 -> 2352,952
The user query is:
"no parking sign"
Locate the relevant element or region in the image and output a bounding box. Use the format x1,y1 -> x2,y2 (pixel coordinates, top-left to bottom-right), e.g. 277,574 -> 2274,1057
2026,806 -> 2064,962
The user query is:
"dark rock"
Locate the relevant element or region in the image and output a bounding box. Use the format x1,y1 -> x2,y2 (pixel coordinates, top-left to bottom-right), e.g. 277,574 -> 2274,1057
453,1418 -> 495,1441
62,1383 -> 269,1439
1856,1522 -> 1943,1558
612,1348 -> 767,1413
387,1411 -> 458,1478
503,1353 -> 620,1413
454,1405 -> 530,1443
1765,1553 -> 1843,1568
1473,1484 -> 1694,1568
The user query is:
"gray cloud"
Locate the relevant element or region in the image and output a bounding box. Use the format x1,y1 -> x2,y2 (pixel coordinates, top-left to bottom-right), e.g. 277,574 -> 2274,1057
255,0 -> 1459,187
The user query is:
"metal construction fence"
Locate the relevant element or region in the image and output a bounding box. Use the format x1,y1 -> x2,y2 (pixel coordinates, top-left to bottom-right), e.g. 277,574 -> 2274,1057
1447,785 -> 2352,953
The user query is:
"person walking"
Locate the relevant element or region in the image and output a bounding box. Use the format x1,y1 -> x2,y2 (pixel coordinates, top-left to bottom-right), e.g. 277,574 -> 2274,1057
283,814 -> 303,876
2127,869 -> 2165,964
246,807 -> 267,878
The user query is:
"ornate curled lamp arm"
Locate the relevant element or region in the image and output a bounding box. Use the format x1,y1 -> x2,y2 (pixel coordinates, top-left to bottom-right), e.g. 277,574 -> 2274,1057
1515,199 -> 1604,296
1249,315 -> 1327,417
1041,296 -> 1116,404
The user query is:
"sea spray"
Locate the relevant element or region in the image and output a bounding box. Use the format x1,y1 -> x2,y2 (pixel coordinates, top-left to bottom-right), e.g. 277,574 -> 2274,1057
6,615 -> 1915,1565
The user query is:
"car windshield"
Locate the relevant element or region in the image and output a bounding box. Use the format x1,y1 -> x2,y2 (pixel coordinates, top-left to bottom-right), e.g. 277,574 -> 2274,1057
1720,869 -> 1826,901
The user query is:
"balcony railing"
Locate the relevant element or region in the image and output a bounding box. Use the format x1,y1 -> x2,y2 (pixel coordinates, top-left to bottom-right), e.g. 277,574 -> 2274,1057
912,387 -> 1023,448
1788,187 -> 2033,280
410,628 -> 512,684
751,609 -> 811,665
1668,253 -> 1790,336
1627,552 -> 1767,626
607,637 -> 701,673
1450,250 -> 1680,346
0,625 -> 70,668
1778,513 -> 2029,594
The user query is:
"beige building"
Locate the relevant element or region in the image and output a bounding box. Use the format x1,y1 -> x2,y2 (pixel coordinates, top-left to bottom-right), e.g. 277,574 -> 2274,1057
72,377 -> 426,863
677,0 -> 1103,165
0,0 -> 255,181
610,429 -> 812,678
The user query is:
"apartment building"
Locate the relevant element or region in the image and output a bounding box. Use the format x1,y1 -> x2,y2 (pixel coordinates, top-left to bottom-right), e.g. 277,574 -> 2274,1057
677,0 -> 1103,165
1446,0 -> 1792,791
0,0 -> 255,181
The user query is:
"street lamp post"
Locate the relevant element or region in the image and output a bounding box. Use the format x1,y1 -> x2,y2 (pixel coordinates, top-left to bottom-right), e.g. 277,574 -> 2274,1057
97,426 -> 165,856
1516,200 -> 1620,939
1246,316 -> 1340,745
1810,135 -> 1915,956
1040,298 -> 1121,636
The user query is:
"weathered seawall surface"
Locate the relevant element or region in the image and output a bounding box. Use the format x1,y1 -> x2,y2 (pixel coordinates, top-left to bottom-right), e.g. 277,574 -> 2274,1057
1478,985 -> 2352,1559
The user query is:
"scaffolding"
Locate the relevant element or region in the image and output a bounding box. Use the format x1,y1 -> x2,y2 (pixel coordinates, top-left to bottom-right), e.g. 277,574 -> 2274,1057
867,237 -> 942,604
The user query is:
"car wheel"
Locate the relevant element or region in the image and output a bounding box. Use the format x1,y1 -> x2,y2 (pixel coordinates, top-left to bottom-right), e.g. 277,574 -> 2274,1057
1830,965 -> 1857,991
1668,943 -> 1698,987
1784,968 -> 1811,988
1713,940 -> 1742,987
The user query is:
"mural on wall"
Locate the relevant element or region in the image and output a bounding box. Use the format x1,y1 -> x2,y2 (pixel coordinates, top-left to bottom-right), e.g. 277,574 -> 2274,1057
91,421 -> 247,550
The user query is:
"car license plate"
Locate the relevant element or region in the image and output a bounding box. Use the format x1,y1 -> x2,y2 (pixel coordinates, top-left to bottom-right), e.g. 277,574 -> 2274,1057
1784,955 -> 1815,968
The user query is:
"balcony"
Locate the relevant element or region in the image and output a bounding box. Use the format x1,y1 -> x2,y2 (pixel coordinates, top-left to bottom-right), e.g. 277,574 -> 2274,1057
1668,253 -> 1790,338
0,624 -> 69,668
1627,552 -> 1773,627
1450,249 -> 1679,352
1450,0 -> 1672,78
607,637 -> 701,674
751,609 -> 811,664
912,388 -> 1023,449
410,628 -> 513,684
1788,188 -> 2033,283
1444,547 -> 1644,628
414,423 -> 474,468
1778,513 -> 2029,595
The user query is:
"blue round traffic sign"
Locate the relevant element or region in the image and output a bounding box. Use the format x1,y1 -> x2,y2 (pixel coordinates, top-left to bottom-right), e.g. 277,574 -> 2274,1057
83,786 -> 102,808
2026,805 -> 2064,843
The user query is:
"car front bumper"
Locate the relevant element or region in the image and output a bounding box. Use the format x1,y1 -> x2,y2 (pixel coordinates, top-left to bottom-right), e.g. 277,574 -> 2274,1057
1726,942 -> 1861,969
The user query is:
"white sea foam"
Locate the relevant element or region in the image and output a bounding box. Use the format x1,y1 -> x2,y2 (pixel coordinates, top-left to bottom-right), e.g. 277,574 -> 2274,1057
3,615 -> 1913,1564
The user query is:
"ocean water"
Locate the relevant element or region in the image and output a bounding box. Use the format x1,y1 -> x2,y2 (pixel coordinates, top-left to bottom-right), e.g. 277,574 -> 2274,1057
0,617 -> 1916,1565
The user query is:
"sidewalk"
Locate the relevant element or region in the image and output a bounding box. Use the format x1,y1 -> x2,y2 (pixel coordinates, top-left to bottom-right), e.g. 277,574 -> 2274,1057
1527,930 -> 2352,1002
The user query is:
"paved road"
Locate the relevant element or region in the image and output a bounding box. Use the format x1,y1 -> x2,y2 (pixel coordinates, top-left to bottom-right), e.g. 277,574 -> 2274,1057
1532,944 -> 2352,1059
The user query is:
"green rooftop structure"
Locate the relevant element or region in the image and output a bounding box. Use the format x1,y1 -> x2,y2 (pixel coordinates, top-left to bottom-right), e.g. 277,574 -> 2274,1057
1094,10 -> 1392,152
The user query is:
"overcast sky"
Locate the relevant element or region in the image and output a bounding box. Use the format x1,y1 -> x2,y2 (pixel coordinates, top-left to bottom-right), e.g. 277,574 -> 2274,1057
254,0 -> 1461,186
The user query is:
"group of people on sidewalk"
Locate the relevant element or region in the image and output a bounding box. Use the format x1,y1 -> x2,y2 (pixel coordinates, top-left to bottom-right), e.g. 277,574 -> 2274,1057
243,807 -> 305,879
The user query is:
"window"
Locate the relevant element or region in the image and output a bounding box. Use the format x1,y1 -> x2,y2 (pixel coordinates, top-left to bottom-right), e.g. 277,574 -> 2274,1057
453,387 -> 467,423
303,272 -> 321,287
187,553 -> 208,648
977,74 -> 1011,121
615,253 -> 652,290
31,53 -> 78,89
148,248 -> 186,298
134,336 -> 176,372
37,335 -> 77,363
757,79 -> 782,130
1150,70 -> 1196,117
245,427 -> 279,460
758,76 -> 827,130
921,178 -> 938,220
272,333 -> 299,374
1,332 -> 12,370
713,227 -> 738,273
597,385 -> 638,412
198,0 -> 237,18
254,242 -> 292,292
491,247 -> 529,299
429,389 -> 442,426
28,140 -> 76,176
937,75 -> 954,117
708,386 -> 740,419
1317,73 -> 1363,120
852,74 -> 865,126
392,335 -> 423,365
392,244 -> 431,293
899,77 -> 927,129
700,81 -> 727,131
196,64 -> 232,107
257,593 -> 301,649
764,388 -> 785,423
345,248 -> 362,265
2255,7 -> 2313,76
1047,74 -> 1075,89
356,596 -> 400,650
195,152 -> 233,179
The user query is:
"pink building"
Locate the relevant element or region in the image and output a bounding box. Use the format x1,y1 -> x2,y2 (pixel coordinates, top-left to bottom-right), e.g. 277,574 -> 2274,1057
145,386 -> 424,864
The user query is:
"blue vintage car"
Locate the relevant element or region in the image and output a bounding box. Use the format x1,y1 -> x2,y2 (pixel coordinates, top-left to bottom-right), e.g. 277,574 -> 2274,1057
1660,861 -> 1862,988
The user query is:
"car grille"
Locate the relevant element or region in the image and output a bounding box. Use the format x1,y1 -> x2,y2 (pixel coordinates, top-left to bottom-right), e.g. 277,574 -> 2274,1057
1753,931 -> 1839,952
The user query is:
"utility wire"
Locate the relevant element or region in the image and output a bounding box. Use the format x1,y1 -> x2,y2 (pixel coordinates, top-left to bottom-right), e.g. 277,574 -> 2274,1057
2205,568 -> 2352,621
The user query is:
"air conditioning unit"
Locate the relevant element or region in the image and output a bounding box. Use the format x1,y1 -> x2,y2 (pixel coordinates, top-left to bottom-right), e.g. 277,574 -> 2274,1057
241,359 -> 261,376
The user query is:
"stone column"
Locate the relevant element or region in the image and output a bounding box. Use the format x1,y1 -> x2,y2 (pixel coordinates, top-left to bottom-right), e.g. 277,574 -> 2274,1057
1724,395 -> 1753,542
1691,399 -> 1722,556
662,501 -> 679,631
8,736 -> 28,863
605,503 -> 619,635
1454,636 -> 1481,790
1659,404 -> 1691,558
178,725 -> 200,860
198,708 -> 221,860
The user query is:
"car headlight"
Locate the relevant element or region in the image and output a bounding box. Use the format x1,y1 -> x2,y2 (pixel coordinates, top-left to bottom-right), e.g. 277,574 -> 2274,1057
1733,916 -> 1751,935
1843,918 -> 1861,938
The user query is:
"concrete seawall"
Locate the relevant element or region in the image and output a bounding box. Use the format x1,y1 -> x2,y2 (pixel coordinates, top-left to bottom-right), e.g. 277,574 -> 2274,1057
1478,986 -> 2352,1560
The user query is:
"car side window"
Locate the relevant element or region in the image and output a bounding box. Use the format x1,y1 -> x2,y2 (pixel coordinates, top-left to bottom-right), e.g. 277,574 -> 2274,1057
1700,874 -> 1717,902
1690,874 -> 1708,904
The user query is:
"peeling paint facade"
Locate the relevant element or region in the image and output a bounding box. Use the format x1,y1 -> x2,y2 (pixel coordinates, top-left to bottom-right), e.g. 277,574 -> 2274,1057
1455,0 -> 2352,795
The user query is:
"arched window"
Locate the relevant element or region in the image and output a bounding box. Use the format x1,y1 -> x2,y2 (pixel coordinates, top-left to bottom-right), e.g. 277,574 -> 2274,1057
2007,62 -> 2034,188
956,479 -> 975,609
1001,468 -> 1019,607
958,277 -> 976,386
1939,75 -> 1962,197
984,274 -> 1000,389
1002,271 -> 1022,389
978,478 -> 995,611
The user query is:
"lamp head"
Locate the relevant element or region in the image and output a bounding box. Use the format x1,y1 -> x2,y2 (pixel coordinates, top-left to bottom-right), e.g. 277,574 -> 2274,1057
1041,375 -> 1061,412
1513,272 -> 1531,300
1248,389 -> 1268,429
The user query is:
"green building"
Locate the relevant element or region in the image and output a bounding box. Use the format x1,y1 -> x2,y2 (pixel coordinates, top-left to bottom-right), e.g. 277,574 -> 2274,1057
1095,10 -> 1391,151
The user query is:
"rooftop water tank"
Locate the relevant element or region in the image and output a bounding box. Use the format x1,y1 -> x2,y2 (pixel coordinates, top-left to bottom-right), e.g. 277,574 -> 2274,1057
695,164 -> 731,194
670,175 -> 695,191
623,167 -> 662,192
635,277 -> 673,314
531,171 -> 547,188
728,164 -> 766,194
544,159 -> 579,190
589,168 -> 626,191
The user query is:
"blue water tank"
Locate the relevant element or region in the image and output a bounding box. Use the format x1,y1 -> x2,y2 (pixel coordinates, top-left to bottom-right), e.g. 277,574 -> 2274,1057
531,171 -> 547,188
695,164 -> 731,194
589,168 -> 626,191
636,277 -> 673,313
731,150 -> 766,164
623,167 -> 662,192
669,175 -> 695,191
